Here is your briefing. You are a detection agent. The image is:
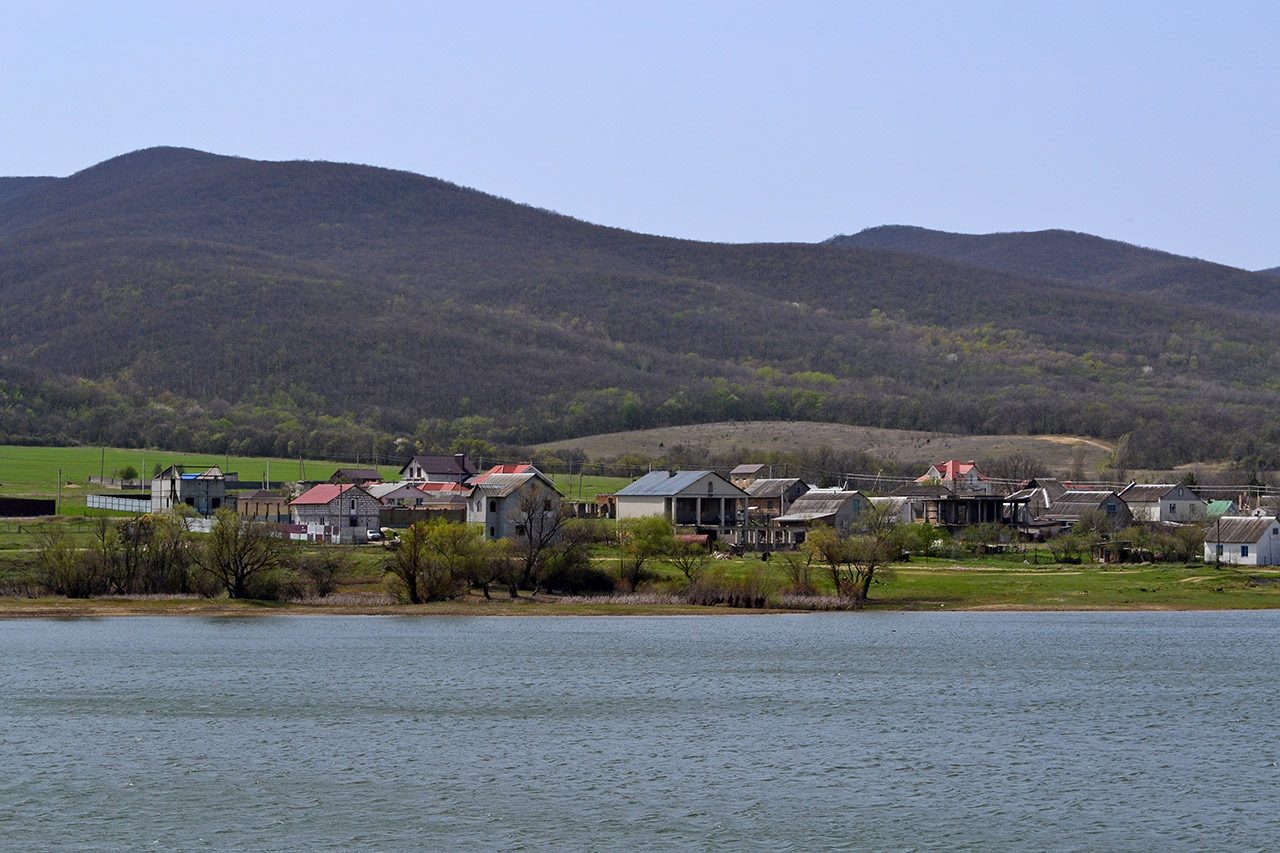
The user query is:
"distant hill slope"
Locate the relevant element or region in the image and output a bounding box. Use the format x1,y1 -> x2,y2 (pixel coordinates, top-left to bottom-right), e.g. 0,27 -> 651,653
1259,267 -> 1280,277
0,177 -> 57,206
828,225 -> 1280,314
3,148 -> 1280,468
534,421 -> 1115,473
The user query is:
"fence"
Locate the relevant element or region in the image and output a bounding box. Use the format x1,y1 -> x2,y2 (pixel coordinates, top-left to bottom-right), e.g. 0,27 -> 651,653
87,476 -> 145,489
0,497 -> 57,517
86,494 -> 152,514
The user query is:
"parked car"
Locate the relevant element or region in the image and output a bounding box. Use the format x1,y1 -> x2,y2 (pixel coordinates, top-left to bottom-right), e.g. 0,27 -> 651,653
366,528 -> 383,542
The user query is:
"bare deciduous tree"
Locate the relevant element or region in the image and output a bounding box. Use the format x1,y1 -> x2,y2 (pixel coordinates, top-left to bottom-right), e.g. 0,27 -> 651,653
191,510 -> 283,599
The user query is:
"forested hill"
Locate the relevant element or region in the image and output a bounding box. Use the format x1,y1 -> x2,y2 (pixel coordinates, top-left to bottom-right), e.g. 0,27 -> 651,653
827,225 -> 1280,315
2,147 -> 1280,468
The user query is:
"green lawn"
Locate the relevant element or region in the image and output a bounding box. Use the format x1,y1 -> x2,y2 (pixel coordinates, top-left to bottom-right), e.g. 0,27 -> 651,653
551,473 -> 633,500
0,445 -> 402,509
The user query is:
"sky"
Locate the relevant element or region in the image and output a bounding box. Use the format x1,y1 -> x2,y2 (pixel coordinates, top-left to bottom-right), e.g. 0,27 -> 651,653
4,1 -> 1278,269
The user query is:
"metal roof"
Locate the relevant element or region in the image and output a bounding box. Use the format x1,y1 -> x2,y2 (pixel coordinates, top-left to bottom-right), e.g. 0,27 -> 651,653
775,490 -> 864,523
745,478 -> 805,498
615,471 -> 745,498
1119,483 -> 1198,503
1208,516 -> 1278,544
291,483 -> 365,505
471,471 -> 560,499
1043,491 -> 1121,520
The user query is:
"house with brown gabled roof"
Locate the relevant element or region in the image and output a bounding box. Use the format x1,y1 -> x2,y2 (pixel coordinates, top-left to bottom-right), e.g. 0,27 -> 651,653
730,464 -> 766,489
398,454 -> 476,484
290,484 -> 381,544
329,468 -> 383,485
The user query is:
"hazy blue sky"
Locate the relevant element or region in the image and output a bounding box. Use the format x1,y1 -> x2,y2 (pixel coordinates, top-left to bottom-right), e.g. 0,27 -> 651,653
4,1 -> 1277,269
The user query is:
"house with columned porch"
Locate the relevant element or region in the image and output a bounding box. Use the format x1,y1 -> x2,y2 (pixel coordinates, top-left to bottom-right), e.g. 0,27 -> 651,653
614,471 -> 747,536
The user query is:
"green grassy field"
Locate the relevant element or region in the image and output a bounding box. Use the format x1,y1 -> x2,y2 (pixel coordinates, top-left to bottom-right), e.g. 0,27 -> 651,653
551,473 -> 633,500
0,445 -> 403,509
0,445 -> 627,511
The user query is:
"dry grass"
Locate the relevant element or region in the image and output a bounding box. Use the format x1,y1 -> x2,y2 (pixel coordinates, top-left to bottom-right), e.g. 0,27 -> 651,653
534,420 -> 1115,472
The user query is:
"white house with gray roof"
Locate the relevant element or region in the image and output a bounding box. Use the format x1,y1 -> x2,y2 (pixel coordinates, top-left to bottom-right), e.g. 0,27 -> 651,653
614,471 -> 747,532
1205,516 -> 1280,565
466,465 -> 562,541
1119,483 -> 1207,523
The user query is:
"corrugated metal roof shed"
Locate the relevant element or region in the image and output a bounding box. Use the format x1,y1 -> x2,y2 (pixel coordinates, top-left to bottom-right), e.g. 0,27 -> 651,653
1209,516 -> 1278,543
745,478 -> 805,498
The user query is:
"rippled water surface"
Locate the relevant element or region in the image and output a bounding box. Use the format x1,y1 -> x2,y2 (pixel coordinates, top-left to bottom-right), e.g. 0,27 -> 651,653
2,612 -> 1279,851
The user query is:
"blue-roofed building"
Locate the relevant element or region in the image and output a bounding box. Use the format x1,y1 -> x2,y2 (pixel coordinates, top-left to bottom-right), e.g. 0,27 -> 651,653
614,471 -> 747,533
150,465 -> 227,516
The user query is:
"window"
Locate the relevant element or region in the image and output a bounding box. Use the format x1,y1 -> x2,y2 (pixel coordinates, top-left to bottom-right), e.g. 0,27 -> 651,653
489,526 -> 496,538
1169,503 -> 1177,515
351,500 -> 356,512
489,500 -> 497,513
1106,503 -> 1117,514
1216,544 -> 1224,556
1241,545 -> 1250,558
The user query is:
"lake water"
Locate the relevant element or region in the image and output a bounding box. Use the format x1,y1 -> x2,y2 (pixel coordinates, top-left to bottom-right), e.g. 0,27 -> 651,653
1,612 -> 1278,851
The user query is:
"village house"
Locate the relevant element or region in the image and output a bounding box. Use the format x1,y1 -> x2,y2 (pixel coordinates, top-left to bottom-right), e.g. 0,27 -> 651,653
237,489 -> 290,523
366,482 -> 431,507
1118,483 -> 1207,523
328,468 -> 383,486
614,471 -> 747,535
1204,516 -> 1280,565
892,484 -> 1010,532
915,460 -> 994,496
151,465 -> 227,516
772,489 -> 868,547
398,454 -> 476,484
740,477 -> 809,549
466,464 -> 562,541
1041,490 -> 1133,532
871,495 -> 916,524
290,483 -> 381,544
729,463 -> 766,490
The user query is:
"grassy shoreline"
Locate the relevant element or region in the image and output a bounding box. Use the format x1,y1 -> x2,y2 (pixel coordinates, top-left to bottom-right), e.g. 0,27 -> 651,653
4,562 -> 1279,619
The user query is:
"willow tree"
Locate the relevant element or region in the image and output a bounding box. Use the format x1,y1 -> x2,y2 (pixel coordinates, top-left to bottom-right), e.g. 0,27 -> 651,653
385,520 -> 485,604
806,505 -> 898,609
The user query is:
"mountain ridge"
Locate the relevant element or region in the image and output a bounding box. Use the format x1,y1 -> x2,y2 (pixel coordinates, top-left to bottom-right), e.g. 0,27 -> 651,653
2,147 -> 1279,468
827,224 -> 1280,314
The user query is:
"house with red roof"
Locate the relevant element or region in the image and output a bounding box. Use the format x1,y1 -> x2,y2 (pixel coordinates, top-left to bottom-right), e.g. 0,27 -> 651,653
915,460 -> 993,496
290,483 -> 381,543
